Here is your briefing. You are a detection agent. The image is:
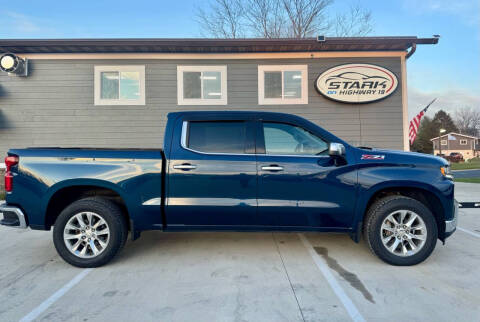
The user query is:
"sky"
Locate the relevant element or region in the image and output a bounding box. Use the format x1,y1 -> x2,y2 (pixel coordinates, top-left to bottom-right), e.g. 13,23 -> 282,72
0,0 -> 479,120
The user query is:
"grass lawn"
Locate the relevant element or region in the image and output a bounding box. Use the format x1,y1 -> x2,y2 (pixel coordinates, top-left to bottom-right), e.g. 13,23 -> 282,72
0,192 -> 4,200
454,178 -> 480,184
451,159 -> 480,170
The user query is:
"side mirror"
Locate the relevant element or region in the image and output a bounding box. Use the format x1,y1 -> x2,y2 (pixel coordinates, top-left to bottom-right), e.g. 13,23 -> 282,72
329,143 -> 345,157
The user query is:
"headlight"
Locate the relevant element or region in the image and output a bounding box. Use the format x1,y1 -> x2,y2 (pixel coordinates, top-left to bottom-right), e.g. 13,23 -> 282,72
441,165 -> 453,179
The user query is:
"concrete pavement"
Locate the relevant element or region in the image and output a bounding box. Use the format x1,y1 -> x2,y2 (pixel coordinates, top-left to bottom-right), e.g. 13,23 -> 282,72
2,225 -> 479,322
455,182 -> 480,202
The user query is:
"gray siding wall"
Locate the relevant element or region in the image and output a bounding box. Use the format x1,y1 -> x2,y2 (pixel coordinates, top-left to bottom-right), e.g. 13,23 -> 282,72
0,57 -> 403,156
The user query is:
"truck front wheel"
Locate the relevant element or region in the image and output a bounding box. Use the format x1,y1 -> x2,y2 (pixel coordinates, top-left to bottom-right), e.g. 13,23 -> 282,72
364,195 -> 438,266
53,197 -> 128,268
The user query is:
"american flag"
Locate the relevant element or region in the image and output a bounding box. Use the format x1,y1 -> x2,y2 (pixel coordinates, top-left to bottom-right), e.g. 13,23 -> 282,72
409,98 -> 436,145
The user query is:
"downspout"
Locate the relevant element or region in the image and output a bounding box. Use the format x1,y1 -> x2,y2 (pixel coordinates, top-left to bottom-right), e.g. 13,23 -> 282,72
406,43 -> 417,59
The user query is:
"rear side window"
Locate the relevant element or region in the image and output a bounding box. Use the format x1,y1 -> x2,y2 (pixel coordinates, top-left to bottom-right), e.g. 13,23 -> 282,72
186,121 -> 247,154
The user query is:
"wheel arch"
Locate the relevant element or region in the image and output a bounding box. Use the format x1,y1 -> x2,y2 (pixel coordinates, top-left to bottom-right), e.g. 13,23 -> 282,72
358,182 -> 447,241
43,179 -> 132,230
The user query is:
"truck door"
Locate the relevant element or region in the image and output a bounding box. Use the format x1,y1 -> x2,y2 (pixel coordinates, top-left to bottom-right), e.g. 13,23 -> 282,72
166,118 -> 258,228
256,120 -> 357,228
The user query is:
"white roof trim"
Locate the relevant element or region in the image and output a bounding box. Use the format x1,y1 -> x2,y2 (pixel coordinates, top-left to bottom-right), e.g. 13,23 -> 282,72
430,132 -> 479,141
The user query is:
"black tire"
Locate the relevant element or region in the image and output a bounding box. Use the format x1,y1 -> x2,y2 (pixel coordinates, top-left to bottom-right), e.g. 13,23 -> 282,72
363,195 -> 438,266
53,197 -> 128,268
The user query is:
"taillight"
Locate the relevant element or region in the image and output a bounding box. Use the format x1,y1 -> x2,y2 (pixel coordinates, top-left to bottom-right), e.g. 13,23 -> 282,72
4,155 -> 18,192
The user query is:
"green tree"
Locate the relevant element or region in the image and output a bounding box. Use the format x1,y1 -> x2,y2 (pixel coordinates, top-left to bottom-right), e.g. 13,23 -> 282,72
432,110 -> 458,134
411,116 -> 434,153
411,110 -> 458,154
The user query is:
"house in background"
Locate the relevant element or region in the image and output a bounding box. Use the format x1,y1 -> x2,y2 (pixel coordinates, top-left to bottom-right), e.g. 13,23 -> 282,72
430,132 -> 479,160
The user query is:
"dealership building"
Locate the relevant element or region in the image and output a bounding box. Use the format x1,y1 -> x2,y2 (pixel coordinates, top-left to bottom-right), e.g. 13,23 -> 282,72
0,37 -> 438,159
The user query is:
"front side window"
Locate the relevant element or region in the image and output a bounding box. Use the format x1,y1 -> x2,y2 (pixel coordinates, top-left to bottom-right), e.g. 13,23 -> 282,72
186,121 -> 246,154
177,66 -> 227,105
441,140 -> 447,145
460,139 -> 467,145
258,65 -> 308,105
263,122 -> 328,156
94,66 -> 145,105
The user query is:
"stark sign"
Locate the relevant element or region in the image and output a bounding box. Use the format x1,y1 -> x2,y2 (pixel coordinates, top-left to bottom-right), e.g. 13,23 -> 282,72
315,64 -> 398,103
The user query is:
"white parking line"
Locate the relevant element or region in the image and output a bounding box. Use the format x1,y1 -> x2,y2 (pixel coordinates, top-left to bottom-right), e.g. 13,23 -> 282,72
298,234 -> 366,322
20,268 -> 93,322
458,227 -> 480,238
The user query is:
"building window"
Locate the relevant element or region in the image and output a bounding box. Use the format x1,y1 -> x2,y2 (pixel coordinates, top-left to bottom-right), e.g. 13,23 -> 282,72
258,65 -> 308,105
441,140 -> 447,145
177,66 -> 227,105
460,139 -> 468,145
94,66 -> 145,105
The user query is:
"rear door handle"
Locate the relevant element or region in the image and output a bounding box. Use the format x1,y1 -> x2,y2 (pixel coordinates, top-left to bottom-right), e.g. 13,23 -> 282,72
173,164 -> 197,170
261,165 -> 284,171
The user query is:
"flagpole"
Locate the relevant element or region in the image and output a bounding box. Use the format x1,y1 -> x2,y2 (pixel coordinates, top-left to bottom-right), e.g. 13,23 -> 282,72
439,128 -> 446,156
439,134 -> 442,156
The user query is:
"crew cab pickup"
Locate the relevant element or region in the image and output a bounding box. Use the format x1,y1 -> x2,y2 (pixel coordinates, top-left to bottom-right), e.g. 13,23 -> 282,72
0,111 -> 457,267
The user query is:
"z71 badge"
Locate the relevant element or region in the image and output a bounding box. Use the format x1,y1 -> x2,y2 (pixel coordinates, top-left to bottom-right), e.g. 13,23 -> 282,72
361,154 -> 385,160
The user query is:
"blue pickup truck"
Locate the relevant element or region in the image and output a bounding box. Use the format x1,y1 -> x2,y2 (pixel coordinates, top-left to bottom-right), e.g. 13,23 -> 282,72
0,111 -> 457,267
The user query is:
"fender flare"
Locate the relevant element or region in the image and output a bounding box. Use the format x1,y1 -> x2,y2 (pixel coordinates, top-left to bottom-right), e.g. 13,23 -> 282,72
352,180 -> 447,239
41,178 -> 135,225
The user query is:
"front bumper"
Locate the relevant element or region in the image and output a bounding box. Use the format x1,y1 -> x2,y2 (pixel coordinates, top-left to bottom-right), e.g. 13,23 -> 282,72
0,202 -> 28,229
445,199 -> 458,237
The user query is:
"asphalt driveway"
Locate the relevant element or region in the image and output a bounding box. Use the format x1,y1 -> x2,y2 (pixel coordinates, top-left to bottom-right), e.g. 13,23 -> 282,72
452,169 -> 480,178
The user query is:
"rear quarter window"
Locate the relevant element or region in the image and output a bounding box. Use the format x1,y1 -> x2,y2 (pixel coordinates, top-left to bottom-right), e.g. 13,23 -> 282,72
187,121 -> 247,154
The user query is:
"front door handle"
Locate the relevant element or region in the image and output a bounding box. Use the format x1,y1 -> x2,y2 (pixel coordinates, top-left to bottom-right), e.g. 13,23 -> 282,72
173,164 -> 197,170
261,165 -> 284,171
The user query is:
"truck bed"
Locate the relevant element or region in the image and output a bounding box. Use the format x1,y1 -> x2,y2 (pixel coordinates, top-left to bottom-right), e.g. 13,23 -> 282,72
6,147 -> 164,231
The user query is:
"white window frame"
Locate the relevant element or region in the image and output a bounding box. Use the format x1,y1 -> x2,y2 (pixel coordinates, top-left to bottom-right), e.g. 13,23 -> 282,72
177,65 -> 228,105
460,139 -> 468,145
94,65 -> 145,106
441,140 -> 447,145
258,65 -> 308,105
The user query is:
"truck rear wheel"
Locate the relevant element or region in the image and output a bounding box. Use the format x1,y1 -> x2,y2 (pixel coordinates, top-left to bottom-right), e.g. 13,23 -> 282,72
53,197 -> 128,268
364,195 -> 438,266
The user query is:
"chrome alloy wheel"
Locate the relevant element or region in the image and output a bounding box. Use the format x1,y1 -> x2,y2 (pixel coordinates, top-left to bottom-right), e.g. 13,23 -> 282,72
63,212 -> 110,259
380,210 -> 427,257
